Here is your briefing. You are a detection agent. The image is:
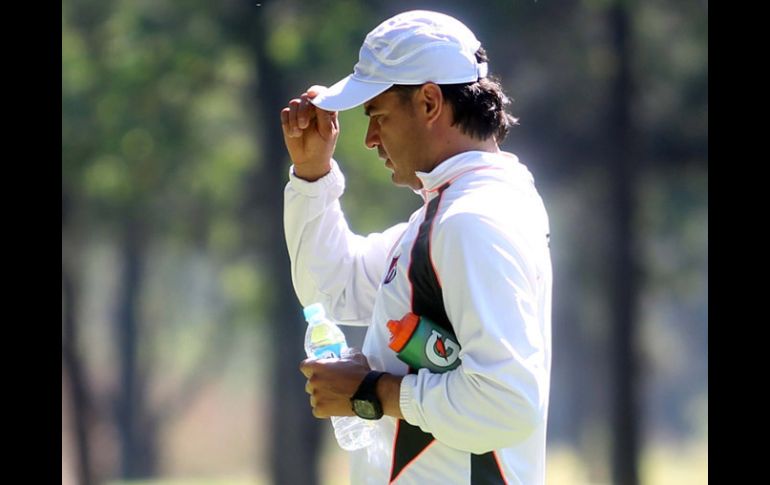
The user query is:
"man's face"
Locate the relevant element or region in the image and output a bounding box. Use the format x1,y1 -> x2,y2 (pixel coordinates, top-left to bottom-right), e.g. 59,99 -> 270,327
363,89 -> 428,190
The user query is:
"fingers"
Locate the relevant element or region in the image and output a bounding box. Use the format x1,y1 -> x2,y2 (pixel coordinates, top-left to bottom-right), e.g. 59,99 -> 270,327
300,360 -> 323,417
280,107 -> 290,136
306,85 -> 339,140
299,93 -> 318,129
306,85 -> 327,99
288,98 -> 301,137
304,373 -> 325,418
281,96 -> 314,139
280,104 -> 298,139
301,366 -> 326,418
299,350 -> 370,420
281,86 -> 339,142
299,358 -> 316,378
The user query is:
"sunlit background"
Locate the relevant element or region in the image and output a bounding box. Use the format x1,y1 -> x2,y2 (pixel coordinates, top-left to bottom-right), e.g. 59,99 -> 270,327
62,1 -> 707,484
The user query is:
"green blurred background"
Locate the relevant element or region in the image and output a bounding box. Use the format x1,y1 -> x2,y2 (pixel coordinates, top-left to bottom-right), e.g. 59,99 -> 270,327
62,0 -> 707,484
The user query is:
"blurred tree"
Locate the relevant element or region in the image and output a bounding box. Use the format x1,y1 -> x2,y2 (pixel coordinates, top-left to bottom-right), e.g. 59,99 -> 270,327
62,189 -> 94,485
606,1 -> 640,483
217,1 -> 325,483
215,2 -> 400,482
63,0 -> 256,479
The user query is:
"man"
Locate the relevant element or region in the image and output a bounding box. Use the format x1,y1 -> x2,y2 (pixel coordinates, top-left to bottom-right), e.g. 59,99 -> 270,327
282,10 -> 552,485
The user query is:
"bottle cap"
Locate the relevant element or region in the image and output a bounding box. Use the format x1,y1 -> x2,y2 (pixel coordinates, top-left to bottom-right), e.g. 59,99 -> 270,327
303,303 -> 326,323
387,313 -> 421,352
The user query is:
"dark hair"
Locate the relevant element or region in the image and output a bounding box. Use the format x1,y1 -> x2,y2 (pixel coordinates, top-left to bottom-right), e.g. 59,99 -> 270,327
389,47 -> 518,143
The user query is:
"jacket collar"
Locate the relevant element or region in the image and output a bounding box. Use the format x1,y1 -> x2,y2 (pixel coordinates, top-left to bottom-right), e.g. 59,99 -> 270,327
415,150 -> 522,200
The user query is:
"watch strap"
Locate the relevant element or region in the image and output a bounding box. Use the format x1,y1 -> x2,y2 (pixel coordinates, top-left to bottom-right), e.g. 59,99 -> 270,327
353,370 -> 386,400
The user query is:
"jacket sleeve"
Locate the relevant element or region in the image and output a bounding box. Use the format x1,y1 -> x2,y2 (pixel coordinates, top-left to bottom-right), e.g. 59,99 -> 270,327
284,160 -> 408,326
398,212 -> 551,453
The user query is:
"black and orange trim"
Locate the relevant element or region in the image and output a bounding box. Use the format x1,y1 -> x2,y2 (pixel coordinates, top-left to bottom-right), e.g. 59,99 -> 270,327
391,182 -> 507,484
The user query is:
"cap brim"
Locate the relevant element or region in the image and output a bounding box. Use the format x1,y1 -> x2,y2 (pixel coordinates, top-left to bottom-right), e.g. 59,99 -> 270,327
310,75 -> 393,111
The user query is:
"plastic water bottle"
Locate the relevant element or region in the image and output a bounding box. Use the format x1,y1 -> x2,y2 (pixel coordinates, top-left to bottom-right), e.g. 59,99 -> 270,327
303,303 -> 375,451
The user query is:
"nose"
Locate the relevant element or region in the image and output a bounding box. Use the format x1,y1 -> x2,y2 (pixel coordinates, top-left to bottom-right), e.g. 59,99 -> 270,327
365,118 -> 379,150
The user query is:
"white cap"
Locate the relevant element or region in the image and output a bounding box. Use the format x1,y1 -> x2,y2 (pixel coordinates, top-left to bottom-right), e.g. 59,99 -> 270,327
311,10 -> 488,112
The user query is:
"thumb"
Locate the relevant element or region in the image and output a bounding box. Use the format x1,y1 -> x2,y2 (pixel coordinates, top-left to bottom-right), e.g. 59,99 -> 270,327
343,347 -> 368,365
316,109 -> 339,141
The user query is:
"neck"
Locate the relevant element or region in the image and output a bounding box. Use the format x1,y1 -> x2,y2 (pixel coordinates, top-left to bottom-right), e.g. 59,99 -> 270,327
424,134 -> 499,173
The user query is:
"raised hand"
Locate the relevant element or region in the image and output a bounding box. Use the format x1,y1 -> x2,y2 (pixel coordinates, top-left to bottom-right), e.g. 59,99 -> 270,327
281,86 -> 340,181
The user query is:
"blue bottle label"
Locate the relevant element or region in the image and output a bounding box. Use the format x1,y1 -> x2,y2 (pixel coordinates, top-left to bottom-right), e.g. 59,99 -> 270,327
311,343 -> 343,359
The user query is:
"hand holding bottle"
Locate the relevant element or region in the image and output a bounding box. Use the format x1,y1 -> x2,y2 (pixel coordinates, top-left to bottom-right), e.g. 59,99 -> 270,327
301,303 -> 375,450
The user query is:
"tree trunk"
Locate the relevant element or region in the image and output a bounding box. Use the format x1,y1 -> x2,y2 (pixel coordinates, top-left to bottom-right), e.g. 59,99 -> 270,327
248,6 -> 323,485
607,3 -> 640,484
62,190 -> 95,485
114,215 -> 158,479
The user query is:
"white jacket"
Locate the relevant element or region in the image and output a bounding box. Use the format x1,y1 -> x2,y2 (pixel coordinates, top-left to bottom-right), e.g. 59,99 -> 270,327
284,150 -> 553,485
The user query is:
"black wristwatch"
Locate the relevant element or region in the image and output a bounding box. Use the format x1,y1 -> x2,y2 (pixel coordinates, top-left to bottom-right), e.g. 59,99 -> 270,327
351,370 -> 386,420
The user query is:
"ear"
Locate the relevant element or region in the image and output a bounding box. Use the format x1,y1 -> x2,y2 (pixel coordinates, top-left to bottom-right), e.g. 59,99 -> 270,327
418,83 -> 444,126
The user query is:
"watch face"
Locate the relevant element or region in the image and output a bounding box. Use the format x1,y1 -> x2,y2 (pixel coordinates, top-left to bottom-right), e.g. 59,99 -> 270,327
353,399 -> 380,420
351,371 -> 385,420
